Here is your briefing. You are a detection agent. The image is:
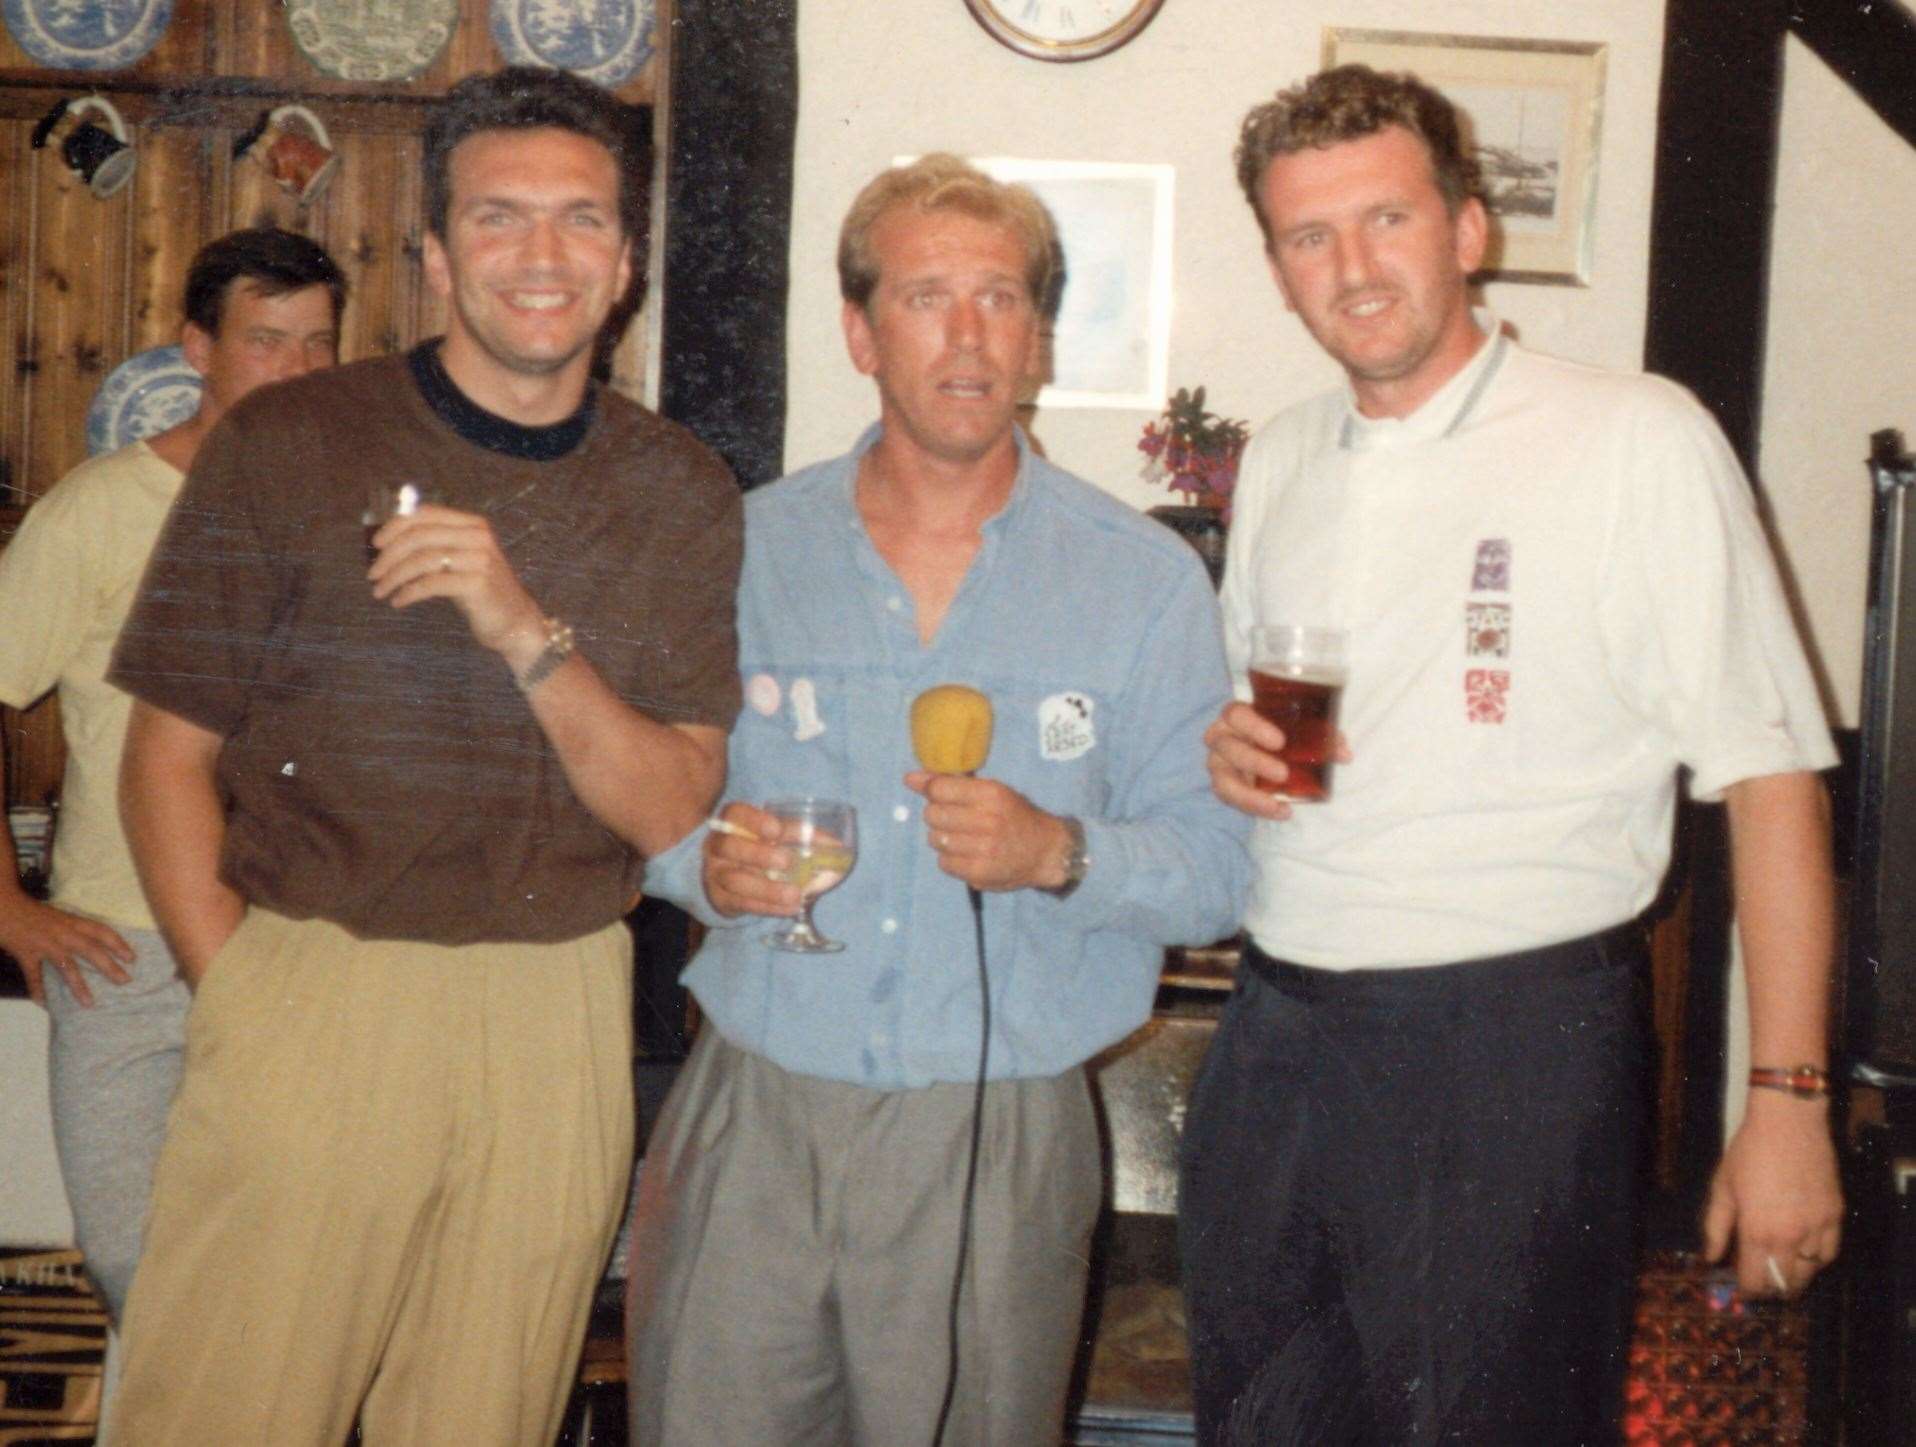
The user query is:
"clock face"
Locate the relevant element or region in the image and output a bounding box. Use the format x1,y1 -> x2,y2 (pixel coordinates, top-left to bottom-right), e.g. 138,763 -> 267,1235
964,0 -> 1166,62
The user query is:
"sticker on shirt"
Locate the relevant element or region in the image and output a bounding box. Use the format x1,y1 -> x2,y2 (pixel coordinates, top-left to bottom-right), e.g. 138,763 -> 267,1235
1465,668 -> 1511,725
1465,602 -> 1511,659
1470,538 -> 1511,592
789,678 -> 826,742
745,672 -> 782,718
1039,692 -> 1096,762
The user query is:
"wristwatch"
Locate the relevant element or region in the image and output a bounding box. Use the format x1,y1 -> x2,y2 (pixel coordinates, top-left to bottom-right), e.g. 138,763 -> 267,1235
514,615 -> 576,694
1043,815 -> 1090,900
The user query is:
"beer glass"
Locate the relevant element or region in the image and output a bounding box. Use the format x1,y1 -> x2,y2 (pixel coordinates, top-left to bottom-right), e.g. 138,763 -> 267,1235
1248,625 -> 1347,801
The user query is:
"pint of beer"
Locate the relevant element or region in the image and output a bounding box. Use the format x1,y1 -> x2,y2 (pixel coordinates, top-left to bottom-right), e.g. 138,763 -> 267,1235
1247,624 -> 1346,801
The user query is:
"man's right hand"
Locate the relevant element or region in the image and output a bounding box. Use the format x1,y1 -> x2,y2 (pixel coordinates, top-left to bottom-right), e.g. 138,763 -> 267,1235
0,892 -> 133,1007
1204,701 -> 1299,820
702,802 -> 803,919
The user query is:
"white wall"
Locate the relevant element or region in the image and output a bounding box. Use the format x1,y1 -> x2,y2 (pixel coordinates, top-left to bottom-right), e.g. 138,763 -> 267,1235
1759,34 -> 1916,729
787,0 -> 1669,511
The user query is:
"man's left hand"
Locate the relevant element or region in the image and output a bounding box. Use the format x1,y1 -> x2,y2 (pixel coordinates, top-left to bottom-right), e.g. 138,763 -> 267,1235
906,771 -> 1071,893
1701,1091 -> 1843,1298
368,504 -> 545,662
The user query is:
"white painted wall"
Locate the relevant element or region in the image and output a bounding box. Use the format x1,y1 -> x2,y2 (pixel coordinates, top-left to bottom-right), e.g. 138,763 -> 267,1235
1759,34 -> 1916,729
787,0 -> 1668,510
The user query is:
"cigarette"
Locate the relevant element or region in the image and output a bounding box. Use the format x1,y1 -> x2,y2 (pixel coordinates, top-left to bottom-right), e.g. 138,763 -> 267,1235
1764,1255 -> 1788,1293
705,816 -> 760,841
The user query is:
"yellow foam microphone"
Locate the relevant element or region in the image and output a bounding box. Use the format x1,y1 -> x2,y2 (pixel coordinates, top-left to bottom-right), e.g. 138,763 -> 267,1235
910,683 -> 995,1447
910,684 -> 994,775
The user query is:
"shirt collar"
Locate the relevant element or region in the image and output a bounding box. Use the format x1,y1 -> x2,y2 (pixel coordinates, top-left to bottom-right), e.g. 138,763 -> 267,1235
1338,309 -> 1508,452
839,421 -> 1037,536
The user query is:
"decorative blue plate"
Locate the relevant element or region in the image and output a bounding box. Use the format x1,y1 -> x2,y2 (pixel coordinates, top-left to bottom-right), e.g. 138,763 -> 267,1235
489,0 -> 654,88
86,345 -> 199,456
2,0 -> 173,71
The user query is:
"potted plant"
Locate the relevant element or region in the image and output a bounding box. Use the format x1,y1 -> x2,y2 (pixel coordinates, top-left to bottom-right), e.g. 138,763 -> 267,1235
1139,386 -> 1249,587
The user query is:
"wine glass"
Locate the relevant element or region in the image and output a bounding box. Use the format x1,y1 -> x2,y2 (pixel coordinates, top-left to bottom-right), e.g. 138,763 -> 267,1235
763,798 -> 858,954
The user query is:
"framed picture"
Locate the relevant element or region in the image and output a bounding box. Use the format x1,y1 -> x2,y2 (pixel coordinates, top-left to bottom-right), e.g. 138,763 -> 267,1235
969,158 -> 1175,409
1323,29 -> 1607,286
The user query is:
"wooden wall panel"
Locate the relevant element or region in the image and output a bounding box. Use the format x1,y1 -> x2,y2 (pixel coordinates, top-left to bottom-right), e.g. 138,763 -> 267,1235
0,122 -> 28,507
26,128 -> 129,503
0,5 -> 661,814
128,127 -> 215,351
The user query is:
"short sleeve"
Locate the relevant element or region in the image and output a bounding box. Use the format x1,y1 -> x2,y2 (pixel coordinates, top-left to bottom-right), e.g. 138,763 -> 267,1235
1600,387 -> 1836,801
0,471 -> 108,708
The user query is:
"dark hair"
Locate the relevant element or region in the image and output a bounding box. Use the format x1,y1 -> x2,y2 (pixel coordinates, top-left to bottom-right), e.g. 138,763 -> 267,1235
1236,64 -> 1485,248
183,228 -> 347,335
423,66 -> 643,239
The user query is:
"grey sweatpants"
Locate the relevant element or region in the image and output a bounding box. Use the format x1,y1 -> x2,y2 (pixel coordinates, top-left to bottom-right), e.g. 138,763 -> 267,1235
43,924 -> 188,1323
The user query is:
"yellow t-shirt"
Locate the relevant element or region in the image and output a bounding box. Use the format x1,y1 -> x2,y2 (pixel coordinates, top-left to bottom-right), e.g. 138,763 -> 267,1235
0,441 -> 183,930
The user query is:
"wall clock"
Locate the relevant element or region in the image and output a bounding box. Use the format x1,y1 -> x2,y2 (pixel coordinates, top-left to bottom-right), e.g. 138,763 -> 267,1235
963,0 -> 1166,63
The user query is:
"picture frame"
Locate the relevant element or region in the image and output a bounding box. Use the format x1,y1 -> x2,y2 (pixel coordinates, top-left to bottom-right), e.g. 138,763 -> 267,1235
968,157 -> 1175,409
1323,29 -> 1607,287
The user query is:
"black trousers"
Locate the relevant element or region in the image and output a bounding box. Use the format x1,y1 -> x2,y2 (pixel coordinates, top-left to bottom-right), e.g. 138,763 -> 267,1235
1178,925 -> 1651,1447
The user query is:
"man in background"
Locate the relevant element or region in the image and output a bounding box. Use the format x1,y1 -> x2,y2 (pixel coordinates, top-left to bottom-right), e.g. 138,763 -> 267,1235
1182,64 -> 1843,1444
0,227 -> 344,1326
104,68 -> 741,1445
626,154 -> 1250,1446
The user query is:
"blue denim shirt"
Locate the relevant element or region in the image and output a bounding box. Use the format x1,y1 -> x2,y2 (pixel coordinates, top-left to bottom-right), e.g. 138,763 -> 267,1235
645,426 -> 1251,1088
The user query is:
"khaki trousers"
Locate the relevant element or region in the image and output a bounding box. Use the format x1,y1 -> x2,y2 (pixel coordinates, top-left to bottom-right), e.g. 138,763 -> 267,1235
105,909 -> 635,1447
626,1029 -> 1102,1447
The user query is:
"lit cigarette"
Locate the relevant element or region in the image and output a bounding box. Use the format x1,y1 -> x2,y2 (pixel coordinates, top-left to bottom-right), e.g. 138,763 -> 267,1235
705,816 -> 760,841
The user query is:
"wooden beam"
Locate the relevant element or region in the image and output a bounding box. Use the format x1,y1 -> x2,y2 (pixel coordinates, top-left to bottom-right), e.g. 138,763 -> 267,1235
659,0 -> 797,489
1789,0 -> 1916,151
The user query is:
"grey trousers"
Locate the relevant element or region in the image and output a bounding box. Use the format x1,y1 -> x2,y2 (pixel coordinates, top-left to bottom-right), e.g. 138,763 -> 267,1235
626,1029 -> 1102,1447
42,924 -> 189,1323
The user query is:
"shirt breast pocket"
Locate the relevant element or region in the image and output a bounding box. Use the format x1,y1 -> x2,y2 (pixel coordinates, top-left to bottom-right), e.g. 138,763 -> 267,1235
989,685 -> 1112,821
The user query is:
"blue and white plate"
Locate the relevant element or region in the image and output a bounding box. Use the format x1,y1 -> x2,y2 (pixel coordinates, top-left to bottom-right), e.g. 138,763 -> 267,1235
2,0 -> 172,71
489,0 -> 654,88
86,345 -> 199,456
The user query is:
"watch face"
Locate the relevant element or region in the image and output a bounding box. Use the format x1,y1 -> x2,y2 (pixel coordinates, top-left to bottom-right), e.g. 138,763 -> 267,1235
966,0 -> 1165,61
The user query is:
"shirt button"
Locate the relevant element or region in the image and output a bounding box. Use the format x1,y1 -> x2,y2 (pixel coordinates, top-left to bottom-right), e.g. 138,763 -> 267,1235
886,596 -> 903,612
892,804 -> 910,823
881,918 -> 898,934
872,1031 -> 891,1048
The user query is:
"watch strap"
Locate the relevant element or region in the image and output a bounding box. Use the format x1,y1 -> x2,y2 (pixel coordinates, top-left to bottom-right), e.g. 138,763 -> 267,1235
1043,814 -> 1089,900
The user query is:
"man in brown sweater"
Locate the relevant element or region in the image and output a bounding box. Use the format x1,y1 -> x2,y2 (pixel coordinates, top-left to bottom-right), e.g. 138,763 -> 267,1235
103,69 -> 742,1446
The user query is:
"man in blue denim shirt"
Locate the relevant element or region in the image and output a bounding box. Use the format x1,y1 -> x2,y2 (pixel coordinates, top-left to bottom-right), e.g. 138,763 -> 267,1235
626,155 -> 1250,1445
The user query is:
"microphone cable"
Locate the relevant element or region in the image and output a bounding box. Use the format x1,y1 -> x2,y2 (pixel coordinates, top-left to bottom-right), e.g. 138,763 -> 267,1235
930,883 -> 988,1447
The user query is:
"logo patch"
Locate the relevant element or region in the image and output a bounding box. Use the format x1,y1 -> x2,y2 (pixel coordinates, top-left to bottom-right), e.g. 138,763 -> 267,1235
789,678 -> 826,742
1471,538 -> 1511,592
1465,668 -> 1510,725
745,672 -> 781,718
1039,692 -> 1096,762
1465,602 -> 1511,659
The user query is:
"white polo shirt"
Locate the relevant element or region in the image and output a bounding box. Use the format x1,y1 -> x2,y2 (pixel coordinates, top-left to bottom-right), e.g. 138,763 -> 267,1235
1221,320 -> 1836,969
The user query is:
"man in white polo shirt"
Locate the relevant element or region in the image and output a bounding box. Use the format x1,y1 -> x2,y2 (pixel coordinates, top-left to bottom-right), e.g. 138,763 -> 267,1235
1181,64 -> 1843,1445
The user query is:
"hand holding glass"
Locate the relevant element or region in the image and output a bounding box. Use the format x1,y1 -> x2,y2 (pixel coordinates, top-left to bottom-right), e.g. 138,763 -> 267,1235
1248,624 -> 1347,801
763,798 -> 858,954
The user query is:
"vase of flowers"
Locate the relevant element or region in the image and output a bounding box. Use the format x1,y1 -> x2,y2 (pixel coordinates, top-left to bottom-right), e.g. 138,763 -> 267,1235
1139,386 -> 1249,588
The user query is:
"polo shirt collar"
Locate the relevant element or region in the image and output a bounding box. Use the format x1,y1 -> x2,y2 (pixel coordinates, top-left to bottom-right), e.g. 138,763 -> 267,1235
1338,309 -> 1509,452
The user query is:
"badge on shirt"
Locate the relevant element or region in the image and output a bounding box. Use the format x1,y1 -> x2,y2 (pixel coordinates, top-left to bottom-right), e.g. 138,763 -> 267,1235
1039,691 -> 1096,762
790,678 -> 826,742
